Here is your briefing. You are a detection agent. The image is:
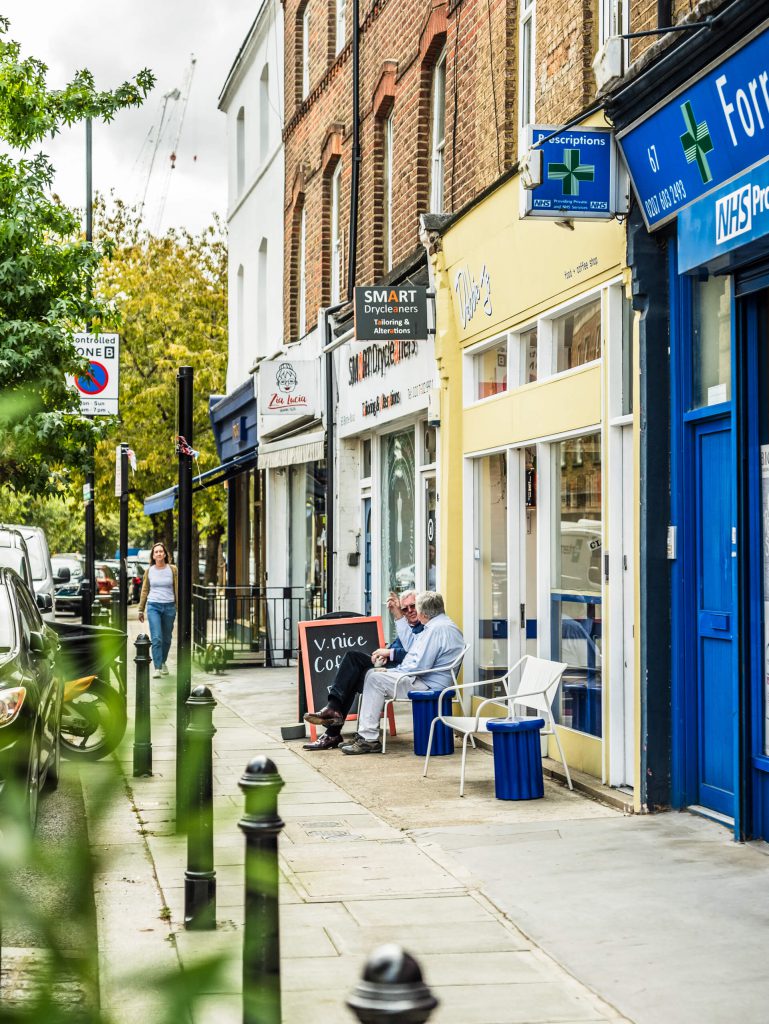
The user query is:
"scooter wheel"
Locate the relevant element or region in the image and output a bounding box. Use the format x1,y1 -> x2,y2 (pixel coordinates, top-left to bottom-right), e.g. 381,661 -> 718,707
60,679 -> 127,761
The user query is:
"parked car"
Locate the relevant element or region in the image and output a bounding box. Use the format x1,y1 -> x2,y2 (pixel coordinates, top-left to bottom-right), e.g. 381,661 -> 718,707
0,567 -> 62,830
52,557 -> 116,614
0,528 -> 52,615
5,525 -> 56,616
104,559 -> 148,604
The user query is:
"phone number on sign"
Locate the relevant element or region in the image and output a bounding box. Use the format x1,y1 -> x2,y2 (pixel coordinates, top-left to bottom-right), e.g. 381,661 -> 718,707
643,179 -> 687,221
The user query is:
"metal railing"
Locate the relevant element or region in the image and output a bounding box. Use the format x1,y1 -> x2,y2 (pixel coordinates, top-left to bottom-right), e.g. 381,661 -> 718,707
192,584 -> 323,669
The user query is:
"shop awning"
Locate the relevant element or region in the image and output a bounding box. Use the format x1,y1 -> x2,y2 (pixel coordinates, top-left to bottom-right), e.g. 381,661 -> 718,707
142,448 -> 259,517
256,427 -> 325,469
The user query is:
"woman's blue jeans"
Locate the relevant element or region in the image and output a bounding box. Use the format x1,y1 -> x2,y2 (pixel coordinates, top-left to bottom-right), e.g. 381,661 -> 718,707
146,602 -> 176,669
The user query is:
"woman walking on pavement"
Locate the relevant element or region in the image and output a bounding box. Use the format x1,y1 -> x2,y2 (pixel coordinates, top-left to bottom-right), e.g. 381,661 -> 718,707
138,541 -> 178,679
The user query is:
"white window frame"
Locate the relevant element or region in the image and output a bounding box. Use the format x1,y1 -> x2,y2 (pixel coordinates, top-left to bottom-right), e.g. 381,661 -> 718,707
302,6 -> 310,100
330,163 -> 342,304
335,0 -> 346,57
518,0 -> 536,140
383,113 -> 394,271
599,0 -> 629,72
463,333 -> 511,408
298,206 -> 307,337
429,49 -> 447,215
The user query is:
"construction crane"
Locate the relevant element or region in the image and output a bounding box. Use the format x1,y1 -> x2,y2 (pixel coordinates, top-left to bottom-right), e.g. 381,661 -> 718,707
134,54 -> 196,231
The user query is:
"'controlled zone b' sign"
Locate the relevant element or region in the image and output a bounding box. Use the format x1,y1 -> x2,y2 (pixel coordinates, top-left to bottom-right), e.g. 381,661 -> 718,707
66,333 -> 120,416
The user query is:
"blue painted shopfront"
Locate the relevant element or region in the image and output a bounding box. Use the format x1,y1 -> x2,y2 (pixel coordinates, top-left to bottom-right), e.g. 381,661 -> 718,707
620,19 -> 769,839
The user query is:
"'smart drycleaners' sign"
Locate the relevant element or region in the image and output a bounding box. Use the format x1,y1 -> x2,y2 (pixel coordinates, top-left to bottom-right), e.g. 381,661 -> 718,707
354,285 -> 428,341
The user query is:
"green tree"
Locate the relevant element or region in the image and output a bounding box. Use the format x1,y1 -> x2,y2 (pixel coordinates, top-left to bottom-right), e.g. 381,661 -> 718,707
0,17 -> 153,492
93,200 -> 228,569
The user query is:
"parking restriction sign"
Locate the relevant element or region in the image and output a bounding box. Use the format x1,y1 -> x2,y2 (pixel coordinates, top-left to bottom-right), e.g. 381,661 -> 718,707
67,333 -> 120,415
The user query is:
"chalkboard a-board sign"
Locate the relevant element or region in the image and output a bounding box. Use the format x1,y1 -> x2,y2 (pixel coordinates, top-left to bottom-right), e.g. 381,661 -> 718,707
299,616 -> 385,740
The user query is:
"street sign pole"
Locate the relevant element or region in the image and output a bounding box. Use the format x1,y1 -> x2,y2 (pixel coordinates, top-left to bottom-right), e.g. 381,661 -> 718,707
82,117 -> 95,625
176,366 -> 194,832
119,442 -> 129,633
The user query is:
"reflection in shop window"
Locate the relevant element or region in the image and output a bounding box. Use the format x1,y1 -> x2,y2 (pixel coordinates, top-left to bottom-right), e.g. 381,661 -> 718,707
551,434 -> 602,737
475,453 -> 508,688
289,460 -> 327,617
520,327 -> 537,384
381,430 -> 416,632
474,339 -> 508,400
553,297 -> 601,373
692,275 -> 731,409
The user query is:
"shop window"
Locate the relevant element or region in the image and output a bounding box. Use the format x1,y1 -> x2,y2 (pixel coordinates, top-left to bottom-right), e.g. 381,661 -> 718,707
289,460 -> 326,612
551,434 -> 602,737
425,476 -> 437,590
474,339 -> 508,400
381,430 -> 416,631
692,275 -> 731,409
475,453 -> 508,685
552,296 -> 601,373
361,437 -> 372,479
519,327 -> 537,384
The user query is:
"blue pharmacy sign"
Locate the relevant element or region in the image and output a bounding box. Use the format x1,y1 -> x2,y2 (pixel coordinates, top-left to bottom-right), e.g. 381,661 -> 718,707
618,22 -> 769,231
678,157 -> 769,273
525,126 -> 617,219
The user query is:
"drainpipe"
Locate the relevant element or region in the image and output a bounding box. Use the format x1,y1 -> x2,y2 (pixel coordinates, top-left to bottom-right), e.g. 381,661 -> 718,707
347,0 -> 360,300
657,0 -> 671,28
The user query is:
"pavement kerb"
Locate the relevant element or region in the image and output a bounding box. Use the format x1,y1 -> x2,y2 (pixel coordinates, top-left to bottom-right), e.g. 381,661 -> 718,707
101,622 -> 632,1024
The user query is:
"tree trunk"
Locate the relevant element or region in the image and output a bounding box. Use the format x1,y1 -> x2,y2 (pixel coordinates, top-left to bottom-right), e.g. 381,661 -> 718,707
204,525 -> 223,585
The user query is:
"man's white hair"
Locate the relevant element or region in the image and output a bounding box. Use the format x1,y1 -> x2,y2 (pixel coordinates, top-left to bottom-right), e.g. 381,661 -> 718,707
415,591 -> 445,619
399,589 -> 417,605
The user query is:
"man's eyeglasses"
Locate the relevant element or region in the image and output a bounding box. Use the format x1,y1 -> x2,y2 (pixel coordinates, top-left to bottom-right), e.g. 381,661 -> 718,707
401,603 -> 417,612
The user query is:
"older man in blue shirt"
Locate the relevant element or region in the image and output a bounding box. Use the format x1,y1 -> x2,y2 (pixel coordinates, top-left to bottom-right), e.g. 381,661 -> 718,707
308,591 -> 464,755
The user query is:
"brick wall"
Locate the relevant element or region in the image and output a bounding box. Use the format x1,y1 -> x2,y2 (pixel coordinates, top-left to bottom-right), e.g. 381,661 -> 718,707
283,0 -> 611,341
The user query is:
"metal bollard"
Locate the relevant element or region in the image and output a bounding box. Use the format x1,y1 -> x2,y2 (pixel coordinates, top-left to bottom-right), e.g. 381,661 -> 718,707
346,945 -> 439,1023
92,596 -> 102,625
184,685 -> 217,930
238,756 -> 285,1024
133,634 -> 153,777
110,588 -> 120,627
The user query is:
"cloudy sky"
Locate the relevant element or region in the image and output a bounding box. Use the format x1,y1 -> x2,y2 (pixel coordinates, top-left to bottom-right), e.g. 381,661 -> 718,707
3,1 -> 259,234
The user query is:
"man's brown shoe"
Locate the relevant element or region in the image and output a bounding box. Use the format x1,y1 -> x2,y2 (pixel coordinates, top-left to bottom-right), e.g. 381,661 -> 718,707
304,705 -> 345,727
303,733 -> 344,751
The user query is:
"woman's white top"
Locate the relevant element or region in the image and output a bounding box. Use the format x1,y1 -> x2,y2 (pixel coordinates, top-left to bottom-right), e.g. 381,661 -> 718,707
148,565 -> 175,604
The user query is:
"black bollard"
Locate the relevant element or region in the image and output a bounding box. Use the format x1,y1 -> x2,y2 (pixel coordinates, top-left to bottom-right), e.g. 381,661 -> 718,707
110,588 -> 120,628
346,945 -> 439,1023
184,685 -> 217,930
133,634 -> 153,777
238,756 -> 285,1024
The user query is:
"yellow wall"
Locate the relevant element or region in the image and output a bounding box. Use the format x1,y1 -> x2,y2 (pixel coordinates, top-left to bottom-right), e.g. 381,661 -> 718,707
429,151 -> 628,784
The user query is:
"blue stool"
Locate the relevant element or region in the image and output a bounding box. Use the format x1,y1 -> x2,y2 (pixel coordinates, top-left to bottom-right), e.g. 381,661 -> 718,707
487,718 -> 545,800
409,690 -> 454,757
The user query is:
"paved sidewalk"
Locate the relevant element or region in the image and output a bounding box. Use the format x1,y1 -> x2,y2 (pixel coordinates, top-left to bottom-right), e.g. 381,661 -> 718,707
97,618 -> 631,1024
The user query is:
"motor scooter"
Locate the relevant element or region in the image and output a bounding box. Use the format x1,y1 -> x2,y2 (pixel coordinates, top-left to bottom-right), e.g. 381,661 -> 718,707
52,620 -> 127,760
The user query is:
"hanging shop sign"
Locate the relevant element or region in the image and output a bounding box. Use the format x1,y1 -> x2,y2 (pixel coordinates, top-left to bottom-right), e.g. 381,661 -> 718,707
524,126 -> 618,219
678,156 -> 769,273
354,285 -> 428,341
259,359 -> 319,418
66,333 -> 120,416
336,337 -> 438,438
618,23 -> 769,231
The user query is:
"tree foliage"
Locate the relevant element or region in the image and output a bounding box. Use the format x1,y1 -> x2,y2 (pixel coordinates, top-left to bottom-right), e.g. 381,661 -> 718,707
0,17 -> 154,492
93,199 -> 228,551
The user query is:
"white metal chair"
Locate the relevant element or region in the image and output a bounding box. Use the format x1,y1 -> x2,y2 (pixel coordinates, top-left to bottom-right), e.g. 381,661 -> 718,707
423,655 -> 572,796
381,643 -> 470,753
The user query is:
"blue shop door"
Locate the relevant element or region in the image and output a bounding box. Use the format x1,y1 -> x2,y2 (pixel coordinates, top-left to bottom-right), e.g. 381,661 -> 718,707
694,419 -> 736,816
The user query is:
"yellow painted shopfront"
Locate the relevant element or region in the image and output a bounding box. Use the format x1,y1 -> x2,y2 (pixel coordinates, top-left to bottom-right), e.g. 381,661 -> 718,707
424,165 -> 640,798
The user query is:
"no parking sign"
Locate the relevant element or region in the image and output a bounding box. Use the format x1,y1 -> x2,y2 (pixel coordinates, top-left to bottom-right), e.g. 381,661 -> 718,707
67,333 -> 120,415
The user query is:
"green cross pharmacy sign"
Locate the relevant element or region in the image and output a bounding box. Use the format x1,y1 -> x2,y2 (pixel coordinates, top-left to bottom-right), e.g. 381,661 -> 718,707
525,125 -> 619,219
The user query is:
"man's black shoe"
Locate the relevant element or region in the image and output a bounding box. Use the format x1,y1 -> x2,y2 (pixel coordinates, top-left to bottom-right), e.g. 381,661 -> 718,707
303,732 -> 344,751
304,705 -> 345,727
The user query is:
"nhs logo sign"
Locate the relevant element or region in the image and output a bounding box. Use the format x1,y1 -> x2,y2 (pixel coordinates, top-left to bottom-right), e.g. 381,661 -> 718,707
679,158 -> 769,273
715,185 -> 751,244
